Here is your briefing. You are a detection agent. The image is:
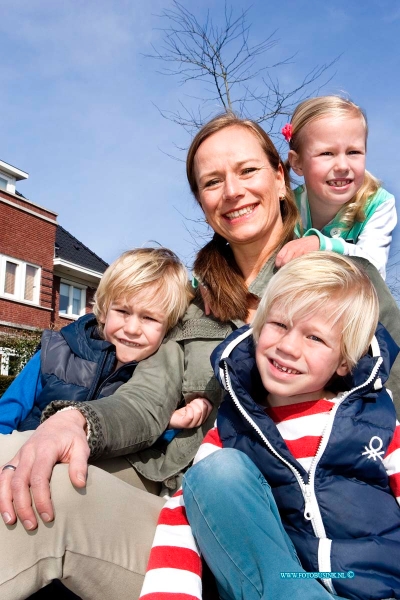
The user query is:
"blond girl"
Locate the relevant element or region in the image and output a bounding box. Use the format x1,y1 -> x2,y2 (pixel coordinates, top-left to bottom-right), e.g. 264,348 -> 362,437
277,96 -> 396,279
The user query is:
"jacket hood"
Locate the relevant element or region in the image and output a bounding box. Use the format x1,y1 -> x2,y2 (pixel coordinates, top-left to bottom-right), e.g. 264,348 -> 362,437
211,322 -> 399,407
60,313 -> 113,362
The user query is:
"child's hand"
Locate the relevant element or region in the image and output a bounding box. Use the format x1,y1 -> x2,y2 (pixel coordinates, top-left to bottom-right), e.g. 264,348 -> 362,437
275,236 -> 320,268
168,398 -> 213,429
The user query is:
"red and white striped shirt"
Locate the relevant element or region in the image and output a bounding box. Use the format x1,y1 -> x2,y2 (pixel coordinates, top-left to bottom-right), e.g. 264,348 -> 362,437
140,398 -> 400,600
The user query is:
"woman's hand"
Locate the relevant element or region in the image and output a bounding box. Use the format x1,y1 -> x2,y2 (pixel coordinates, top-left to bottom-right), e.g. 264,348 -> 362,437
0,409 -> 89,530
275,236 -> 320,268
168,398 -> 213,429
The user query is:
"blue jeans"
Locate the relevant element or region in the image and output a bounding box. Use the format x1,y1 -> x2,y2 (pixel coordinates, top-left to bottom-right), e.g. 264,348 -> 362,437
183,449 -> 338,600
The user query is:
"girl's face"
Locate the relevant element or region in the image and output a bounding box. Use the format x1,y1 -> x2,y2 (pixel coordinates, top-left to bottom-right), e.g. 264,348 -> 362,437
193,125 -> 286,254
289,115 -> 366,213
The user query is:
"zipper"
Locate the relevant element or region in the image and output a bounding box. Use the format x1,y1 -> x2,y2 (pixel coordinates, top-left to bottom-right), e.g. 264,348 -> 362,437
222,362 -> 309,505
306,356 -> 383,538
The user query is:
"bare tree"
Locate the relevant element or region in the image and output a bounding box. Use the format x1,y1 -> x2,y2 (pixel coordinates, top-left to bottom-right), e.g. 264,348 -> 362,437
146,1 -> 339,137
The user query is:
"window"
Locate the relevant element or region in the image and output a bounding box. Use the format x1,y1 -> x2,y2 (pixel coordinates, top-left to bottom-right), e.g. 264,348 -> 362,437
0,170 -> 16,194
59,281 -> 86,317
0,349 -> 18,376
5,261 -> 17,294
25,265 -> 38,301
0,255 -> 40,304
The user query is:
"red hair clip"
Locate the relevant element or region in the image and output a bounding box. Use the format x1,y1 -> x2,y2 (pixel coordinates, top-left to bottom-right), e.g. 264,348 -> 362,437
281,123 -> 293,143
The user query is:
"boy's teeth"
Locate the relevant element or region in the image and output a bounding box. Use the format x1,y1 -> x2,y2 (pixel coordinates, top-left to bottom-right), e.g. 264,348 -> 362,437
226,205 -> 255,219
272,360 -> 300,375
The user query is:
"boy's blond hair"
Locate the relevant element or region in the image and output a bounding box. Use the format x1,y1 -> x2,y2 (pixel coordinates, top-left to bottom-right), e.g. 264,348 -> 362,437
289,96 -> 380,230
93,247 -> 192,333
252,253 -> 379,370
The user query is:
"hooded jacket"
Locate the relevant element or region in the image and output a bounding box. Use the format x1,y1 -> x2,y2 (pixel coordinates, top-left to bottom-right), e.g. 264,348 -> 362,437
212,323 -> 400,600
18,313 -> 137,430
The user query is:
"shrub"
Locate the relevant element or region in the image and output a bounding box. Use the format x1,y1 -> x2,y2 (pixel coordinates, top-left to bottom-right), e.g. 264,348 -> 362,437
0,375 -> 15,396
0,329 -> 42,375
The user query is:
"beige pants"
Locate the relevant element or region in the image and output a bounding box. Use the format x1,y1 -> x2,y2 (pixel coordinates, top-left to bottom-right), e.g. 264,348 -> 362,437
0,431 -> 165,600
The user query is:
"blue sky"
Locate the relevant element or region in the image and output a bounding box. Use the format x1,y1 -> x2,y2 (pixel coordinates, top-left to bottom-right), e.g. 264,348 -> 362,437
1,0 -> 399,286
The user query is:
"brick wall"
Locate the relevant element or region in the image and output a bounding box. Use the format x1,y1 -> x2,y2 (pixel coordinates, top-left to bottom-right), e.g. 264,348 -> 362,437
0,190 -> 57,221
0,201 -> 56,275
0,299 -> 51,330
0,198 -> 57,330
86,286 -> 96,313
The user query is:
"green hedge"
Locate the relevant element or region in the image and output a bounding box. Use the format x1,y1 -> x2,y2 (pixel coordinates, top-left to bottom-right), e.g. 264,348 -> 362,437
0,375 -> 16,397
0,330 -> 42,376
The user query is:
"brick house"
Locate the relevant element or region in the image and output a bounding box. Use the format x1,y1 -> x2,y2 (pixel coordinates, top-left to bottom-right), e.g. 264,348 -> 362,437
0,159 -> 108,375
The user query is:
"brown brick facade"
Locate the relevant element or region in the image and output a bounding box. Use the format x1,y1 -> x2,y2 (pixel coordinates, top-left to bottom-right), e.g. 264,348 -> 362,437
0,194 -> 57,331
0,298 -> 52,330
0,199 -> 56,270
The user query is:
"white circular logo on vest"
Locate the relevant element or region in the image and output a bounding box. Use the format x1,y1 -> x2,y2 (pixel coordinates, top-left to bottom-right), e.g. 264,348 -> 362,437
330,228 -> 342,238
361,436 -> 384,461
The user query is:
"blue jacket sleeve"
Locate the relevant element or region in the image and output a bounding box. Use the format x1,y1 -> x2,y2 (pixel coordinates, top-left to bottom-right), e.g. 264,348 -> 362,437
0,351 -> 42,434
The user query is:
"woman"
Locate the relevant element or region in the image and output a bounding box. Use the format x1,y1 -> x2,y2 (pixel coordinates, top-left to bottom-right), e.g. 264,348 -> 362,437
0,113 -> 399,600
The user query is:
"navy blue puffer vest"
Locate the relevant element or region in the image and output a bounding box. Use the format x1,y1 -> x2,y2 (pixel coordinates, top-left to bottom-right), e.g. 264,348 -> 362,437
18,314 -> 137,430
212,324 -> 400,600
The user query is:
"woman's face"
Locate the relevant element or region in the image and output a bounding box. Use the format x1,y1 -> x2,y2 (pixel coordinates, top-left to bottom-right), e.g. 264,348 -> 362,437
194,126 -> 286,251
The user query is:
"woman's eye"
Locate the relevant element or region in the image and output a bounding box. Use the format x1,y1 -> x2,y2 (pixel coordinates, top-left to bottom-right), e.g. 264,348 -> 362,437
348,150 -> 363,155
204,178 -> 220,188
320,152 -> 333,156
241,167 -> 258,176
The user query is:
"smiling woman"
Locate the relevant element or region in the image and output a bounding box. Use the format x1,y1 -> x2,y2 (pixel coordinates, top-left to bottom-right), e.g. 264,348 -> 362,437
190,113 -> 298,323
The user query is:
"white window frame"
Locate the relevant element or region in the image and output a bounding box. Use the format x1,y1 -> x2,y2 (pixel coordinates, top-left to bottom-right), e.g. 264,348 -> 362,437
0,169 -> 16,194
0,254 -> 41,305
59,279 -> 86,318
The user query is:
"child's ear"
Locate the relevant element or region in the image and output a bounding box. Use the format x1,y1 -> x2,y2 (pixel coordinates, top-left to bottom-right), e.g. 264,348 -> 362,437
336,359 -> 350,378
288,150 -> 303,176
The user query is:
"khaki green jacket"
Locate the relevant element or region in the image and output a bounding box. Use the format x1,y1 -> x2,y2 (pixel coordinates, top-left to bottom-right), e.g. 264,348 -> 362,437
43,256 -> 400,491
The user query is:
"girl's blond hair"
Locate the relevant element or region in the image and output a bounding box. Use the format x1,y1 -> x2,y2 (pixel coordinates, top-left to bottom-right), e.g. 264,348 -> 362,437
93,247 -> 192,333
289,96 -> 380,230
252,252 -> 379,370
